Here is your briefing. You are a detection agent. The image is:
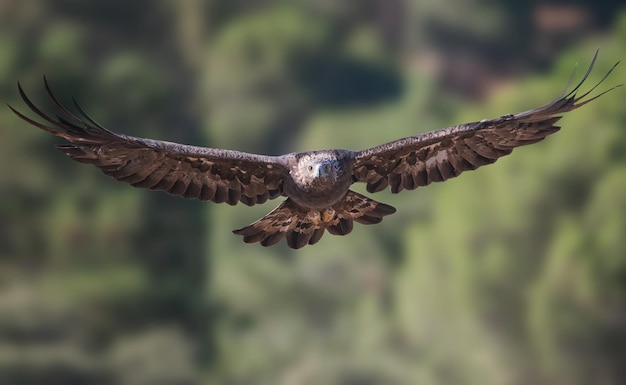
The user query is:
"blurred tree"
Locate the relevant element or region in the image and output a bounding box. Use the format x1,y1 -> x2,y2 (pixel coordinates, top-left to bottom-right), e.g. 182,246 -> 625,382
396,41 -> 626,385
0,1 -> 211,384
206,5 -> 402,155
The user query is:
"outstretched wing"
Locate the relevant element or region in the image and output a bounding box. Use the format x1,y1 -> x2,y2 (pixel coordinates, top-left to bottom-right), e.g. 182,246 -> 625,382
9,79 -> 293,206
233,190 -> 396,249
353,51 -> 621,194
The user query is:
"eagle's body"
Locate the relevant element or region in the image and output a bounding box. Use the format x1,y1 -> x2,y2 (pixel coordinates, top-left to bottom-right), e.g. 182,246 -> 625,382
10,52 -> 620,248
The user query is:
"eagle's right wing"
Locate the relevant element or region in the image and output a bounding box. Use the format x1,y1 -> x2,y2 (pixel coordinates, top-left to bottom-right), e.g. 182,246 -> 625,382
10,80 -> 291,206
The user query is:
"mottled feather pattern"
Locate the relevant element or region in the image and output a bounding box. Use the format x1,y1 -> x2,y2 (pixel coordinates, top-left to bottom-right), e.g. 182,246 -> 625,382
61,145 -> 284,205
9,51 -> 620,248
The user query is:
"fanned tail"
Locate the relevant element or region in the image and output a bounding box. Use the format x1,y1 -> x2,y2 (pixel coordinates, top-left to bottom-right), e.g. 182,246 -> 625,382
233,190 -> 396,249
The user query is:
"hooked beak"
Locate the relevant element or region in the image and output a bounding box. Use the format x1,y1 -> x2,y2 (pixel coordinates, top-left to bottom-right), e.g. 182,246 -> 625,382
317,163 -> 332,177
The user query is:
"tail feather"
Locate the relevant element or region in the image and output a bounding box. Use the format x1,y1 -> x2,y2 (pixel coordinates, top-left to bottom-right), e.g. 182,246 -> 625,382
233,190 -> 396,249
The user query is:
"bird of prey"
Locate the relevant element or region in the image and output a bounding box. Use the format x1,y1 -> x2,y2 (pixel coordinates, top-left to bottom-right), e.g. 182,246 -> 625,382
10,52 -> 620,249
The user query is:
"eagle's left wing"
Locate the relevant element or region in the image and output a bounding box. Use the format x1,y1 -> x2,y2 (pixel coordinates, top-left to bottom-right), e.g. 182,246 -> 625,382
10,80 -> 293,206
353,52 -> 621,194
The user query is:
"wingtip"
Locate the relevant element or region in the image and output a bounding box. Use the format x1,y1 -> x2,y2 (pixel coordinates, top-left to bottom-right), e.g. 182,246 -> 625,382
6,102 -> 19,116
16,80 -> 28,101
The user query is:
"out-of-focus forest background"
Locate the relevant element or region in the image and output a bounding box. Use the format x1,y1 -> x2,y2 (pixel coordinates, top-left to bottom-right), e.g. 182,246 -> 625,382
1,1 -> 625,384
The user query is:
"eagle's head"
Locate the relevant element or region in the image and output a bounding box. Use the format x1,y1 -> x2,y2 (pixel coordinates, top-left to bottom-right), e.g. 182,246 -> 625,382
284,150 -> 354,208
292,151 -> 345,187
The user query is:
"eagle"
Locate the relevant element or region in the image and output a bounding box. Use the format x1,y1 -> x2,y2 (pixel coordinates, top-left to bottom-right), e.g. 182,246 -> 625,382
10,52 -> 620,249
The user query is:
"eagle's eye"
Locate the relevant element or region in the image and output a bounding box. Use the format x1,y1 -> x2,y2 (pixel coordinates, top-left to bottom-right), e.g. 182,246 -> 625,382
308,165 -> 313,172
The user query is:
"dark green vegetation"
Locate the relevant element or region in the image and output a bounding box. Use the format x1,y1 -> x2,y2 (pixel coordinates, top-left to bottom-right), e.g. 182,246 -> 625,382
1,1 -> 625,384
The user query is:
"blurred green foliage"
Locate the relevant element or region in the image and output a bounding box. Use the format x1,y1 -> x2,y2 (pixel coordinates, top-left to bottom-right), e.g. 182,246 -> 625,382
1,1 -> 625,384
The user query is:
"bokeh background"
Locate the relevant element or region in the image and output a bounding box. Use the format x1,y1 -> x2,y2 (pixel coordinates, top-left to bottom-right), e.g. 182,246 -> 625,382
1,1 -> 626,384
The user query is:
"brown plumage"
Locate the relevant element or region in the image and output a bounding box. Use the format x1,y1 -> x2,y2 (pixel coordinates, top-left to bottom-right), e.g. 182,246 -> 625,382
9,51 -> 621,248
